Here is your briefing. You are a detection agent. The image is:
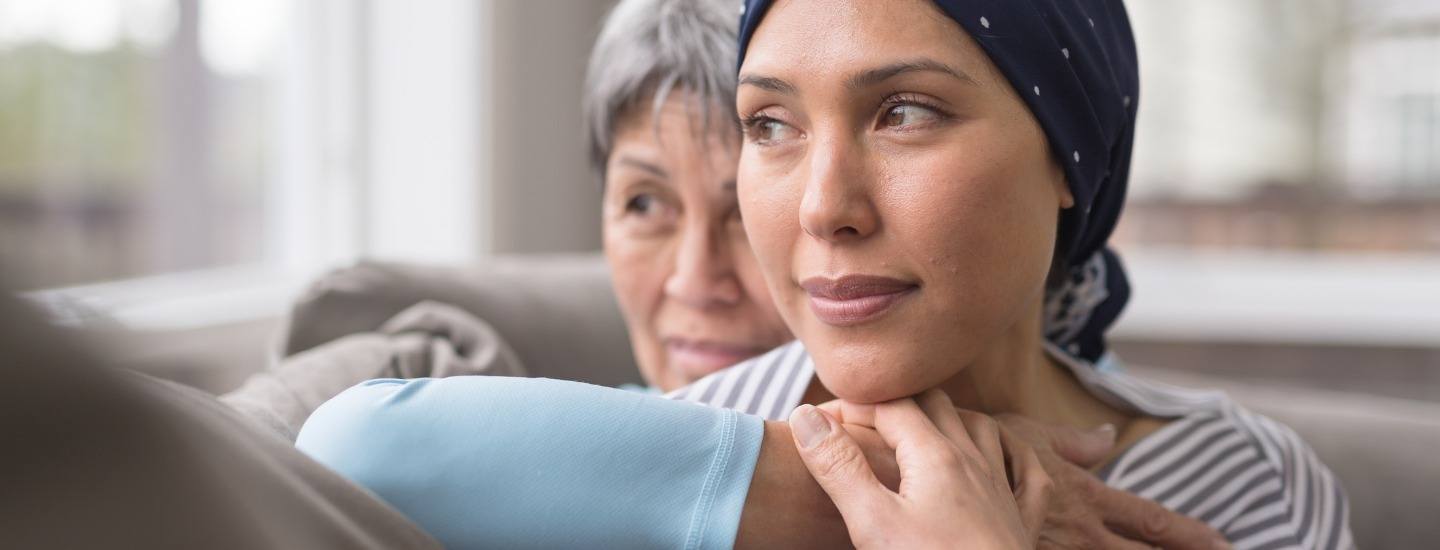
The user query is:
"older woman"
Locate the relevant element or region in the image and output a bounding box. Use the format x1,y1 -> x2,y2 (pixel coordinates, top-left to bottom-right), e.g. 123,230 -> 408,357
586,0 -> 792,390
666,0 -> 1355,548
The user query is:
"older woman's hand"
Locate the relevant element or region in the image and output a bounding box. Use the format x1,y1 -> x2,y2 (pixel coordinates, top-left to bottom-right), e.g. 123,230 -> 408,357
815,399 -> 1230,550
789,389 -> 1045,550
992,414 -> 1231,550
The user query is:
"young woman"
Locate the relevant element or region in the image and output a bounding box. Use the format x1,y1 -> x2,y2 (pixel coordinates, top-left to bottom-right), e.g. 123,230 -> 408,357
668,0 -> 1353,548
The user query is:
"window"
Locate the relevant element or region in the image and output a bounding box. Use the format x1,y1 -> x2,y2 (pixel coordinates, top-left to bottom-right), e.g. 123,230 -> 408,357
1120,0 -> 1440,253
1110,0 -> 1440,351
0,0 -> 287,290
6,0 -> 490,329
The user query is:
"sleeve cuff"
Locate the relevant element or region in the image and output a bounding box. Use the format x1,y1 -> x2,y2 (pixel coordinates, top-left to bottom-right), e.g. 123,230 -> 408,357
685,410 -> 764,550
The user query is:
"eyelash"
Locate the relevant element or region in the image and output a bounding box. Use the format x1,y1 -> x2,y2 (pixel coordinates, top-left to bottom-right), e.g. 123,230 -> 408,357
624,193 -> 656,215
877,93 -> 954,128
738,93 -> 955,139
738,112 -> 783,141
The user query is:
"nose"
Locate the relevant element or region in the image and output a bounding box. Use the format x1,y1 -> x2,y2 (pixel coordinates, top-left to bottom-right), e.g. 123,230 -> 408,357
798,136 -> 878,243
663,219 -> 743,309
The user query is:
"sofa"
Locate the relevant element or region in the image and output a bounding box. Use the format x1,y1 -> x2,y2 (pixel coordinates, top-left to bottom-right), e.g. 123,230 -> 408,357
282,254 -> 1440,549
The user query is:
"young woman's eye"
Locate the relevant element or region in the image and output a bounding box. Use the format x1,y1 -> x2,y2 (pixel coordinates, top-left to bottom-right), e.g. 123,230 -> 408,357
882,103 -> 944,129
742,115 -> 800,145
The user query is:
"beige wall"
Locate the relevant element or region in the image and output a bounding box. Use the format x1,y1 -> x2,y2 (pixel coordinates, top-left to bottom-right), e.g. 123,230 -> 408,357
485,0 -> 617,254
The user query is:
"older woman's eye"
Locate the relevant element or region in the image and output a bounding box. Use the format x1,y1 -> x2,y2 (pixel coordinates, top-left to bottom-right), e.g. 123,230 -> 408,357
619,192 -> 677,235
625,193 -> 658,215
882,103 -> 944,129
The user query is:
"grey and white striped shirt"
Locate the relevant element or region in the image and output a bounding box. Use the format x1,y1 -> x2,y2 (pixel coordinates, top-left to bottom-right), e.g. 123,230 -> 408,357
666,340 -> 1354,550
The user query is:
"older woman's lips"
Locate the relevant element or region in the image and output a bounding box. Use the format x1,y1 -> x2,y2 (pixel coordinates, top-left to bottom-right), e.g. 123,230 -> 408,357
801,275 -> 918,327
666,339 -> 766,378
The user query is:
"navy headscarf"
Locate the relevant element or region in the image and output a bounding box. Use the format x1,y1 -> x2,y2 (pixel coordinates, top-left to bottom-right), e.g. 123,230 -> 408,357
737,0 -> 1138,364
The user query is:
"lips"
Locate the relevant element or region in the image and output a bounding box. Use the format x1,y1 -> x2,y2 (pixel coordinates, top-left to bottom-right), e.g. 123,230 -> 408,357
665,338 -> 769,379
800,275 -> 918,326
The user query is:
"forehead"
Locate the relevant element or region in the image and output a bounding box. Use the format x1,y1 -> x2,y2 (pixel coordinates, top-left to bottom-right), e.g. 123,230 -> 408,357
742,0 -> 998,89
613,91 -> 737,148
609,93 -> 739,179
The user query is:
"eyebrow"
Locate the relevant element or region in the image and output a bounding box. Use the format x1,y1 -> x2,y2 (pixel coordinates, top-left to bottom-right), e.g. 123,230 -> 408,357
738,57 -> 978,96
846,58 -> 978,90
617,156 -> 668,180
737,74 -> 797,95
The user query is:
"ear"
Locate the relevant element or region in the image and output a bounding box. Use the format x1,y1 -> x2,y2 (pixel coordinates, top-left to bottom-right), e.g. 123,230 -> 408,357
1053,176 -> 1075,210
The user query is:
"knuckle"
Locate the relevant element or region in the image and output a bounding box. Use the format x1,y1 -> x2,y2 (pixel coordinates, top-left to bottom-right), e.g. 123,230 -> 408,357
923,444 -> 964,470
1140,503 -> 1173,539
975,414 -> 998,430
811,442 -> 867,480
1077,476 -> 1111,507
1027,467 -> 1055,499
960,411 -> 1001,441
1080,471 -> 1109,496
1033,467 -> 1054,491
1036,477 -> 1055,504
1081,523 -> 1112,546
974,415 -> 1000,438
995,412 -> 1034,431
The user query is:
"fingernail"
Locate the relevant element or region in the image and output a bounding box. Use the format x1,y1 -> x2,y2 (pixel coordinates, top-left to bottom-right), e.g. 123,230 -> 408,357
1094,423 -> 1117,443
792,405 -> 831,449
1212,538 -> 1232,550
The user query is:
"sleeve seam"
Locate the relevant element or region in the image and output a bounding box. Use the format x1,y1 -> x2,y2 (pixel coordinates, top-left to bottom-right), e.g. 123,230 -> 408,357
683,410 -> 739,550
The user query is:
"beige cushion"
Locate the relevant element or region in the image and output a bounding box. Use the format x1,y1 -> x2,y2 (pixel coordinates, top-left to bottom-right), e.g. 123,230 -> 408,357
1133,367 -> 1440,549
283,255 -> 639,388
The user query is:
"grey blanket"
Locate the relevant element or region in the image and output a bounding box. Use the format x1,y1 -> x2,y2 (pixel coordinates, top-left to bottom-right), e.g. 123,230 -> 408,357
223,300 -> 530,441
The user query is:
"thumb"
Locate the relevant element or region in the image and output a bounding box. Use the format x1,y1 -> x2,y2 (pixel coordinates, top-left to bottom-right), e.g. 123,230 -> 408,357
1049,423 -> 1117,467
790,404 -> 891,522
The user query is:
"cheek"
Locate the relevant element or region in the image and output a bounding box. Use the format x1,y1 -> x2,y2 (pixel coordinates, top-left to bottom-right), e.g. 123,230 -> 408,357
604,223 -> 684,388
729,234 -> 792,339
892,150 -> 1059,314
602,222 -> 671,337
737,162 -> 800,288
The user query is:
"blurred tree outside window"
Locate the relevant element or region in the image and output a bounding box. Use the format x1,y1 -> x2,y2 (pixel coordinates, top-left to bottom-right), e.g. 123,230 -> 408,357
0,0 -> 285,290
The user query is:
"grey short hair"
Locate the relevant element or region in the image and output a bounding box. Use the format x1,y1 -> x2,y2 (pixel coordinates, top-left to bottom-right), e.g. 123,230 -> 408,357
583,0 -> 739,181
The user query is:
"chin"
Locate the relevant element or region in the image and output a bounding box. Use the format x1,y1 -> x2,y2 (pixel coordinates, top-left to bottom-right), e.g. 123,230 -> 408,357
795,296 -> 998,403
821,375 -> 914,404
811,344 -> 965,404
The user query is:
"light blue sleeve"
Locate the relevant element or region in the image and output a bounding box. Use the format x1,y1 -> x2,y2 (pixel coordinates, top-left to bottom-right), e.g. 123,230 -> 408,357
295,376 -> 763,550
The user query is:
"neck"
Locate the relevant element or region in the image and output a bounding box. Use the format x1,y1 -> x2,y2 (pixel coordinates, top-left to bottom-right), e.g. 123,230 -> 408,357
936,296 -> 1129,432
798,294 -> 1134,433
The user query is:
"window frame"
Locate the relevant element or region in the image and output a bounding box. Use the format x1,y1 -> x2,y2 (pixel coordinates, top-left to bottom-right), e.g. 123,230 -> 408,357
1112,247 -> 1440,348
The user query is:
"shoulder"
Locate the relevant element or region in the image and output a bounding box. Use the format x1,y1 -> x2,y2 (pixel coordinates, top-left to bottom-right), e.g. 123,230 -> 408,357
1102,391 -> 1354,550
295,377 -> 766,549
295,377 -> 512,474
296,376 -> 611,468
665,340 -> 812,420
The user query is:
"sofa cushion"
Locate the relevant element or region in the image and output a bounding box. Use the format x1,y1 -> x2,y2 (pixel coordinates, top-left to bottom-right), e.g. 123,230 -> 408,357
283,255 -> 639,388
1133,366 -> 1440,549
